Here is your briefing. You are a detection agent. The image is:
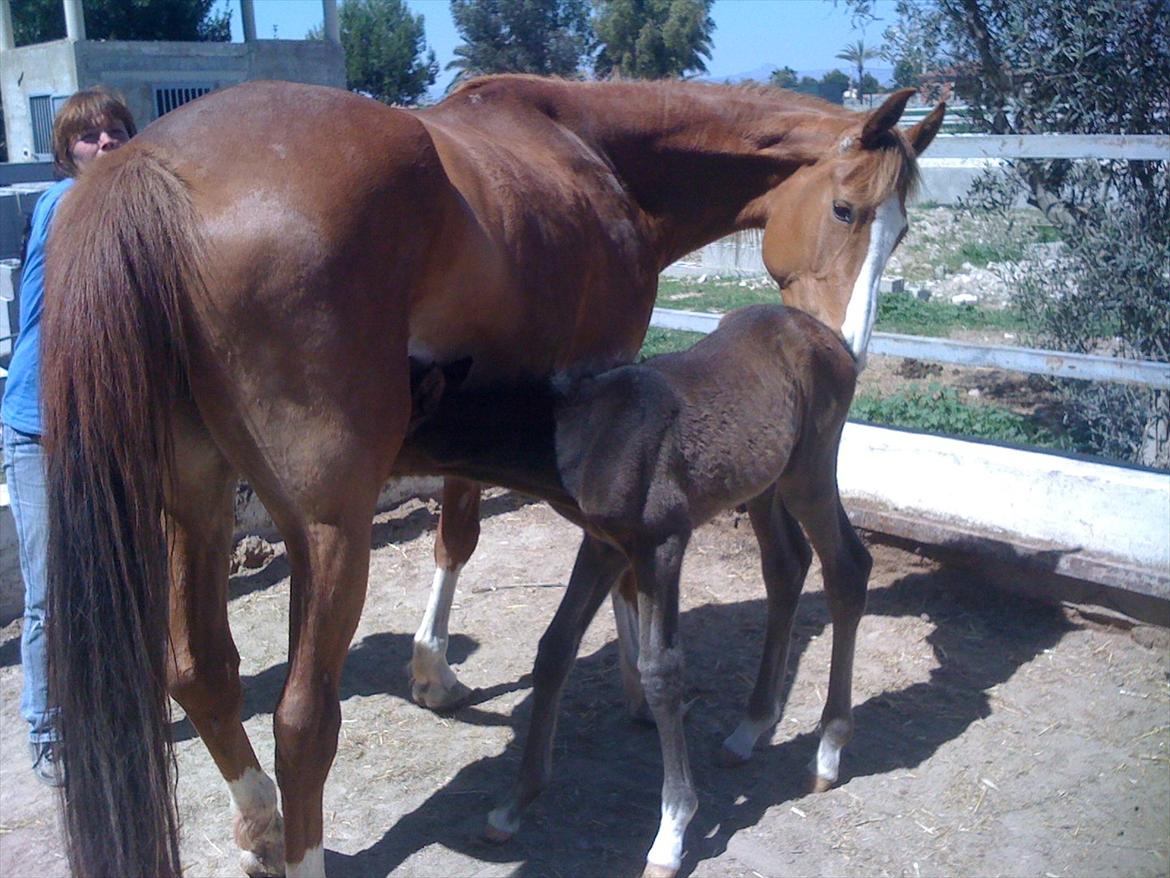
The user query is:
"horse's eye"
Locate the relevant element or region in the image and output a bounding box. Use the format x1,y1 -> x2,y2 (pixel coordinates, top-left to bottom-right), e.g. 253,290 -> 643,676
832,201 -> 854,224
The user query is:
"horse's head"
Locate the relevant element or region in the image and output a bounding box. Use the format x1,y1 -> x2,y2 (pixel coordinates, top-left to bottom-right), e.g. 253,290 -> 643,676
762,89 -> 944,368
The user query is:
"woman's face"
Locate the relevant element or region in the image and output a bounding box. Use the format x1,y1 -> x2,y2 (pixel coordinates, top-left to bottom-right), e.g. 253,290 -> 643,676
70,120 -> 131,170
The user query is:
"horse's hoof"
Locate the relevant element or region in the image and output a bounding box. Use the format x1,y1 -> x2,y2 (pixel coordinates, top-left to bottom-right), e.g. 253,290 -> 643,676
240,850 -> 284,878
642,862 -> 679,878
235,807 -> 284,877
411,678 -> 475,712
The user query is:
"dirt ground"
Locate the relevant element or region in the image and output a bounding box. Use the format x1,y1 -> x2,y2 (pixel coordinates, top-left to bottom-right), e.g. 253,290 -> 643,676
1,489 -> 1167,878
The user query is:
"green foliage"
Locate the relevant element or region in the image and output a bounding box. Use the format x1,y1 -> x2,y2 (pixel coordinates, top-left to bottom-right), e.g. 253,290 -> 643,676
874,0 -> 1170,466
593,0 -> 714,79
769,66 -> 798,89
13,0 -> 230,43
850,383 -> 1062,448
835,39 -> 878,100
320,0 -> 437,105
448,0 -> 594,82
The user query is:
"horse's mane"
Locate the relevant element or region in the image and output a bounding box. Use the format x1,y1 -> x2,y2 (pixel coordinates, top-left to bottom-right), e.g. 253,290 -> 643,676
448,74 -> 921,204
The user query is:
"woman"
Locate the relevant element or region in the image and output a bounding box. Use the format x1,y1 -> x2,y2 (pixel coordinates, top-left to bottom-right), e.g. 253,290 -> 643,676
1,86 -> 136,786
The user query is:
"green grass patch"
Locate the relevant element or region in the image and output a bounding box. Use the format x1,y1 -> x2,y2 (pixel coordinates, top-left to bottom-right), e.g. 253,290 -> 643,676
850,383 -> 1063,448
874,294 -> 1028,337
639,327 -> 705,359
656,277 -> 777,313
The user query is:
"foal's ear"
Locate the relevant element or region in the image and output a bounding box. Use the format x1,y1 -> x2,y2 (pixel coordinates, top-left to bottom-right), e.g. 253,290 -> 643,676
860,88 -> 917,149
905,101 -> 946,156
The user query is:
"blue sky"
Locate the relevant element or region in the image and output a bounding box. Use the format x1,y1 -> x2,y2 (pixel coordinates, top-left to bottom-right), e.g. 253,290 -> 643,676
214,0 -> 897,97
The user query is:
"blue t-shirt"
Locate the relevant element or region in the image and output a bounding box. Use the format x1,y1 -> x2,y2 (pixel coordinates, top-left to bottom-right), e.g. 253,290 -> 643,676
1,177 -> 74,437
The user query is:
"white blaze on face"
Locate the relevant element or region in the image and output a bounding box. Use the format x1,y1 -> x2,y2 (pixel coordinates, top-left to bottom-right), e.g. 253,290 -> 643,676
841,194 -> 906,369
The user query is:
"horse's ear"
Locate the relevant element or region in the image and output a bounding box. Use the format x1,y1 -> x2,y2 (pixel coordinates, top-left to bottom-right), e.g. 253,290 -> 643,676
860,88 -> 917,148
905,101 -> 946,156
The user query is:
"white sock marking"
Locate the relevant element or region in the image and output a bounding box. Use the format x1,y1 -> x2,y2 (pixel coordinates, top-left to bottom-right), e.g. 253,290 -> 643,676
228,766 -> 278,823
412,565 -> 462,689
285,845 -> 325,878
646,802 -> 691,871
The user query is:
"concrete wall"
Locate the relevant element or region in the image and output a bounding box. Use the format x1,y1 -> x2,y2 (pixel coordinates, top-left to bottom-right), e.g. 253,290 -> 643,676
0,40 -> 78,162
73,39 -> 345,129
2,38 -> 345,164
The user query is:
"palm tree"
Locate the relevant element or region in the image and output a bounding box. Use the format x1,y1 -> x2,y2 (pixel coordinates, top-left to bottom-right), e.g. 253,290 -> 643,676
836,39 -> 880,104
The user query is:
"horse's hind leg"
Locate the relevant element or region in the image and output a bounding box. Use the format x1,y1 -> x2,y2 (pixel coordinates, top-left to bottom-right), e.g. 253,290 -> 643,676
720,483 -> 812,765
410,476 -> 479,710
166,415 -> 283,877
611,568 -> 650,721
782,472 -> 872,793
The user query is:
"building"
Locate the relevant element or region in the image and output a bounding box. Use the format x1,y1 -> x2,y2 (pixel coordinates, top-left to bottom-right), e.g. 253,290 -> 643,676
1,0 -> 345,164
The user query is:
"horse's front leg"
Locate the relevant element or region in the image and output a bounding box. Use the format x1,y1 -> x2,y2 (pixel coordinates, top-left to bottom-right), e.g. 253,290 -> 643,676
784,475 -> 872,793
410,477 -> 480,710
634,532 -> 697,878
484,534 -> 626,842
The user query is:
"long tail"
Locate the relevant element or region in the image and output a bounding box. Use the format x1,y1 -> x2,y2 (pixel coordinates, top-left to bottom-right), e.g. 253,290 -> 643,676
41,145 -> 201,878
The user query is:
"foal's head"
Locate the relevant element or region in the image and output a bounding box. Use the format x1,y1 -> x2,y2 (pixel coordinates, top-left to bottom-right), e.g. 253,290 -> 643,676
761,89 -> 944,367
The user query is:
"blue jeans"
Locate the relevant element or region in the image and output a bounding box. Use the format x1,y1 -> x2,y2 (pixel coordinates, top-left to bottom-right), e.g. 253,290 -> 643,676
2,423 -> 57,745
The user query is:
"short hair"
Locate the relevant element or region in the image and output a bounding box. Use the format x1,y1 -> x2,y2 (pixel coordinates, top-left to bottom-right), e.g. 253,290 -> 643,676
51,86 -> 138,178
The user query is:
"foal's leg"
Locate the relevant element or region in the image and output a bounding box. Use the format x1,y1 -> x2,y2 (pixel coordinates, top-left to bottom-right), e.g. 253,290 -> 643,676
166,420 -> 283,877
633,533 -> 697,878
611,568 -> 649,720
484,535 -> 627,842
720,484 -> 812,765
410,476 -> 480,710
783,476 -> 872,793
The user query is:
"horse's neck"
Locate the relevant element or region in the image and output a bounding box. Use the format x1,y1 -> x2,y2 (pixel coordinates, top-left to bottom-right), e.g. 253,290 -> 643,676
565,82 -> 851,266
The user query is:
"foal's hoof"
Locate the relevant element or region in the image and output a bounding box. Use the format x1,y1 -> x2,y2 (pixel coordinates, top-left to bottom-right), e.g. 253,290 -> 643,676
481,821 -> 514,845
809,773 -> 836,794
410,678 -> 475,713
716,743 -> 752,767
642,862 -> 679,878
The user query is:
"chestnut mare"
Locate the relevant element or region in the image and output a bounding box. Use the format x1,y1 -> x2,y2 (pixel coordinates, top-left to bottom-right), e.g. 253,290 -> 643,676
403,302 -> 865,878
41,75 -> 942,878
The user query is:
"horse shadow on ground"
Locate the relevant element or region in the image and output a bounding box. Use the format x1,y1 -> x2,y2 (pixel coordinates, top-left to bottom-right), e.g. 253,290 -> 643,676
224,490 -> 537,603
320,563 -> 1073,877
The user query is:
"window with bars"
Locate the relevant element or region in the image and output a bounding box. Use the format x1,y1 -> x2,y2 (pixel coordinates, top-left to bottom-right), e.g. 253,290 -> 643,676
29,94 -> 69,159
153,84 -> 213,119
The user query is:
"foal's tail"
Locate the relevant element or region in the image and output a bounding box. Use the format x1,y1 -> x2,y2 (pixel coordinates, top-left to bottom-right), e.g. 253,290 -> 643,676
41,145 -> 201,878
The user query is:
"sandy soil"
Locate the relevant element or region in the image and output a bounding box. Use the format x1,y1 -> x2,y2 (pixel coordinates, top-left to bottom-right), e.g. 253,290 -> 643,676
1,489 -> 1167,878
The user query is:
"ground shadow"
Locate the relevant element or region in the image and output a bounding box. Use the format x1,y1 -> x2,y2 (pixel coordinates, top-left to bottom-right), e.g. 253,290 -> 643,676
0,629 -> 20,669
320,563 -> 1073,877
168,630 -> 487,744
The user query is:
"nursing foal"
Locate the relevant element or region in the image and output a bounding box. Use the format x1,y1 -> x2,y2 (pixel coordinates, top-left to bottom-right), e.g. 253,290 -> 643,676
404,303 -> 869,878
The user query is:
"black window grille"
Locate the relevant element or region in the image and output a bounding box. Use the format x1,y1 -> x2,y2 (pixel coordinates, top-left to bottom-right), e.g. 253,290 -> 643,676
153,84 -> 213,119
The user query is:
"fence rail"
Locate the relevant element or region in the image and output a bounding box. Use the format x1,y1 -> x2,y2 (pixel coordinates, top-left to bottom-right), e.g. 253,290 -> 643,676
925,133 -> 1168,161
649,308 -> 1170,389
